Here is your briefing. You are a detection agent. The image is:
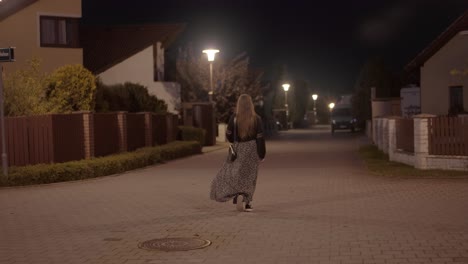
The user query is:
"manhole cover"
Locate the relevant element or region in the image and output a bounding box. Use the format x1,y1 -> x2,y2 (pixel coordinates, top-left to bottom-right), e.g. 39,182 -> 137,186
138,237 -> 211,251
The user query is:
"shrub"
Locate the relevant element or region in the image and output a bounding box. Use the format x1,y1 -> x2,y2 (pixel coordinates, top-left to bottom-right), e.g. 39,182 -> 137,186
179,126 -> 206,146
3,58 -> 50,116
0,141 -> 201,187
95,81 -> 167,113
47,64 -> 97,113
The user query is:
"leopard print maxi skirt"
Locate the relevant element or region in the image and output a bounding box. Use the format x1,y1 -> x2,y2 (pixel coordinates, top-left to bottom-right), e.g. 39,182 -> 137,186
210,140 -> 260,203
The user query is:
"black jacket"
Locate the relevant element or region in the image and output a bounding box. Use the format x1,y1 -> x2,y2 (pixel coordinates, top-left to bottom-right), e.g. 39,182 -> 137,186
226,114 -> 266,159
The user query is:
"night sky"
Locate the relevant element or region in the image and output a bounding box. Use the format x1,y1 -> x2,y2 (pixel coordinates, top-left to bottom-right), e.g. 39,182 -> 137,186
82,0 -> 468,96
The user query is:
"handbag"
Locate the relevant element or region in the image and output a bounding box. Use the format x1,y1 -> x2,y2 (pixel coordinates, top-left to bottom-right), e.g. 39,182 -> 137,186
228,118 -> 237,162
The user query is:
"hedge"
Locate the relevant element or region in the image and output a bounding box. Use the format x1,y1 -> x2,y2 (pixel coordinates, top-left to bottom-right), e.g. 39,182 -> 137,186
0,141 -> 201,187
179,126 -> 206,146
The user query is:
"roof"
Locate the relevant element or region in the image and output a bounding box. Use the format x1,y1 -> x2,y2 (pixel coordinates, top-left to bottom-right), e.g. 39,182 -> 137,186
405,9 -> 468,73
81,23 -> 185,74
0,0 -> 38,22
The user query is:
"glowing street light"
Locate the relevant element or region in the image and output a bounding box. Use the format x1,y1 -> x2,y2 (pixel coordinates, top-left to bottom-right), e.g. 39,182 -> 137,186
282,83 -> 290,127
328,102 -> 335,126
312,94 -> 318,124
202,49 -> 219,102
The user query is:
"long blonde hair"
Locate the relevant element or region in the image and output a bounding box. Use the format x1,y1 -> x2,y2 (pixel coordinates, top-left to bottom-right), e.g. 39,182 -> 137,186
236,94 -> 257,139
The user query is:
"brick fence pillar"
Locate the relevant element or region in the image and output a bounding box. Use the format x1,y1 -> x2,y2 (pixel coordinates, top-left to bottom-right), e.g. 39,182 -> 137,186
388,118 -> 396,161
117,111 -> 128,152
375,117 -> 382,150
382,118 -> 389,154
413,114 -> 435,169
142,112 -> 153,147
73,111 -> 95,159
82,111 -> 95,159
372,118 -> 377,145
388,116 -> 405,162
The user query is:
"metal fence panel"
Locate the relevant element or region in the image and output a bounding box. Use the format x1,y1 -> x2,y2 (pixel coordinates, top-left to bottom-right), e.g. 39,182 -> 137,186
0,115 -> 54,166
52,114 -> 85,163
152,114 -> 167,145
429,116 -> 468,156
94,113 -> 120,157
28,115 -> 54,165
127,113 -> 146,151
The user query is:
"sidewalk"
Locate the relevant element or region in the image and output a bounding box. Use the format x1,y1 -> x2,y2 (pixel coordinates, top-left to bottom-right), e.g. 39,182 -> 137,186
202,141 -> 230,153
0,129 -> 467,264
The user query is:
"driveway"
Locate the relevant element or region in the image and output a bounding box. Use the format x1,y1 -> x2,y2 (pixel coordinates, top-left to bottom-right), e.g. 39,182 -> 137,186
1,127 -> 467,264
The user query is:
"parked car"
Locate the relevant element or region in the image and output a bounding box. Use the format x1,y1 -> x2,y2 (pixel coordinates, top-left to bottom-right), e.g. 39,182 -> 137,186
331,107 -> 358,133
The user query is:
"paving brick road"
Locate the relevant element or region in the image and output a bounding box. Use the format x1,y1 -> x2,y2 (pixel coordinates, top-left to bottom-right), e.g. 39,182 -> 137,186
1,127 -> 468,264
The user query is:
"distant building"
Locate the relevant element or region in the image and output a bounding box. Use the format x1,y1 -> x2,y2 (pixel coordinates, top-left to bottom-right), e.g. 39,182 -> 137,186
405,10 -> 468,115
81,24 -> 185,113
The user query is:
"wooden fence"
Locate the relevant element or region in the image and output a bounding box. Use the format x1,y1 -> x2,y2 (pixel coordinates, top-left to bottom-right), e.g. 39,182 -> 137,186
396,118 -> 414,153
127,113 -> 146,152
2,115 -> 53,166
52,114 -> 85,163
94,113 -> 120,157
429,116 -> 468,156
0,112 -> 180,167
152,114 -> 168,145
181,103 -> 215,146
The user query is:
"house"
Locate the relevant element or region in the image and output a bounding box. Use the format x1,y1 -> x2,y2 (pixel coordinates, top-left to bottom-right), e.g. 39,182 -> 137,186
405,10 -> 468,116
0,0 -> 82,74
1,0 -> 185,114
80,23 -> 185,113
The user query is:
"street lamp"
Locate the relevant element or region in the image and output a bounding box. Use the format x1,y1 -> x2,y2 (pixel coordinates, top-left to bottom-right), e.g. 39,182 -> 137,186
312,94 -> 318,124
202,49 -> 219,102
328,102 -> 335,125
282,83 -> 290,128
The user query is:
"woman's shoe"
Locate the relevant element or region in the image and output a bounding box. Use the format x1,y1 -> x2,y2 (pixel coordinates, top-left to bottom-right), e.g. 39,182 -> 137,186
236,195 -> 245,212
245,203 -> 253,212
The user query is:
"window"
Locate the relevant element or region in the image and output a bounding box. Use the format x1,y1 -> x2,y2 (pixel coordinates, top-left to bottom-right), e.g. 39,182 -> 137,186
449,86 -> 464,114
40,16 -> 79,48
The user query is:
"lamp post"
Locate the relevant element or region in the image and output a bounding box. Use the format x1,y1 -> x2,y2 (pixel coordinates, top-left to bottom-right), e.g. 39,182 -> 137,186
312,94 -> 318,124
202,49 -> 219,102
0,47 -> 15,177
282,83 -> 290,128
328,102 -> 335,125
0,66 -> 7,176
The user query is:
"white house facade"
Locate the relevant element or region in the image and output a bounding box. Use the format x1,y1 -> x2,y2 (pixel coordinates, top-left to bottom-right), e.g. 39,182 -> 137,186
98,44 -> 181,113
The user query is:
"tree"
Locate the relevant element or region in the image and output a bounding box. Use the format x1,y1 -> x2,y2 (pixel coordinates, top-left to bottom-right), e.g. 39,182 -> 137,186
3,58 -> 51,116
351,57 -> 397,125
271,64 -> 289,111
213,53 -> 264,122
176,44 -> 208,102
46,64 -> 97,113
176,44 -> 265,122
290,79 -> 310,128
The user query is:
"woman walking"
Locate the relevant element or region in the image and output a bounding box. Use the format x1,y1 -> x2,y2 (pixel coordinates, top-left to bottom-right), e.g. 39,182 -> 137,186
210,94 -> 266,212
